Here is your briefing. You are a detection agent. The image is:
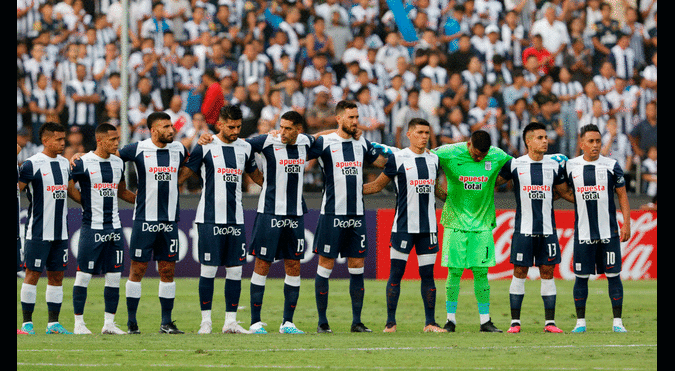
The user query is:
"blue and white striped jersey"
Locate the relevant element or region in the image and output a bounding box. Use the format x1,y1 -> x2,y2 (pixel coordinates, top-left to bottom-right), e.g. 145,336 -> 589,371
248,133 -> 314,216
71,152 -> 126,230
565,155 -> 625,241
308,133 -> 380,216
118,139 -> 187,222
185,136 -> 256,225
499,155 -> 566,235
383,148 -> 439,234
19,152 -> 71,241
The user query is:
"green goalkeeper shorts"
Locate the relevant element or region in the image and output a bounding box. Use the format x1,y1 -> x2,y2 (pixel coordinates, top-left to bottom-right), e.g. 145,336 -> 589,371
440,229 -> 495,269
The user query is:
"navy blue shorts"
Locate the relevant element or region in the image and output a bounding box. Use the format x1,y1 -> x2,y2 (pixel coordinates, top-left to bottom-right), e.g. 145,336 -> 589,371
510,232 -> 561,267
390,232 -> 438,255
197,223 -> 247,267
77,227 -> 124,275
313,214 -> 368,259
23,239 -> 69,272
573,236 -> 622,275
250,213 -> 305,262
129,220 -> 179,262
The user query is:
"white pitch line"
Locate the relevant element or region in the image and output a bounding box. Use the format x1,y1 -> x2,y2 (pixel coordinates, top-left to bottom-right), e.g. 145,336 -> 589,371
17,344 -> 657,353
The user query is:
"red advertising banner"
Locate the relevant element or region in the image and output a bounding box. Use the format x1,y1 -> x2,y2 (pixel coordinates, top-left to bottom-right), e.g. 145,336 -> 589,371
375,210 -> 657,280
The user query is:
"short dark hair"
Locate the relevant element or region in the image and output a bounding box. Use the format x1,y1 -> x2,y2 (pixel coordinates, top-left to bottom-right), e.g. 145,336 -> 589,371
522,121 -> 546,150
408,118 -> 430,131
470,130 -> 491,153
579,123 -> 601,138
96,123 -> 118,135
220,104 -> 243,121
147,111 -> 172,129
39,122 -> 66,141
281,110 -> 306,127
335,100 -> 357,116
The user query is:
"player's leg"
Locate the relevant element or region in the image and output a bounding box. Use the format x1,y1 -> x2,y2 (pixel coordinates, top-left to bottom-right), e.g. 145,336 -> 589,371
444,267 -> 463,332
198,264 -> 218,334
249,258 -> 271,334
471,266 -> 501,332
73,270 -> 93,334
222,225 -> 249,334
467,231 -> 500,332
571,239 -> 593,333
601,237 -> 626,332
508,265 -> 528,333
385,248 -> 409,332
539,264 -> 562,332
280,259 -> 304,334
20,239 -> 48,334
415,233 -> 444,332
45,240 -> 72,334
348,257 -> 370,332
315,255 -> 334,332
441,229 -> 466,332
157,260 -> 182,333
101,272 -> 125,334
125,260 -> 147,333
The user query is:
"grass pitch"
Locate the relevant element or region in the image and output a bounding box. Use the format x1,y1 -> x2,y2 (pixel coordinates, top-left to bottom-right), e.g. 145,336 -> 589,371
17,277 -> 657,370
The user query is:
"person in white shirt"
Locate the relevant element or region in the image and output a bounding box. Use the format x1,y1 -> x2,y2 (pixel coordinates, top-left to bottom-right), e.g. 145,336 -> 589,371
529,3 -> 570,66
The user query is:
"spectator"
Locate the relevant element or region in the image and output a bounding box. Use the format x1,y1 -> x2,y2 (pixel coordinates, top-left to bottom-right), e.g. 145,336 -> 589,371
140,1 -> 173,50
375,32 -> 410,74
199,68 -> 224,127
383,74 -> 408,146
260,89 -> 291,130
501,9 -> 526,69
609,33 -> 636,82
629,100 -> 657,160
591,2 -> 622,75
562,37 -> 593,85
65,63 -> 100,150
535,98 -> 563,154
503,97 -> 531,156
522,34 -> 553,76
29,73 -> 65,145
394,88 -> 430,149
553,67 -> 583,156
305,87 -> 337,135
641,146 -> 657,197
601,118 -> 633,178
355,86 -> 386,143
439,106 -> 471,145
529,3 -> 569,66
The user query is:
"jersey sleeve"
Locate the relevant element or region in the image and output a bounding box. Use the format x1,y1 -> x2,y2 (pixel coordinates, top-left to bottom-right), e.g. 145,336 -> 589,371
245,146 -> 258,174
498,158 -> 513,180
382,153 -> 397,179
18,160 -> 35,184
613,161 -> 626,188
306,136 -> 324,160
71,158 -> 85,183
246,134 -> 268,153
185,144 -> 204,174
553,162 -> 566,185
117,142 -> 138,162
363,139 -> 380,164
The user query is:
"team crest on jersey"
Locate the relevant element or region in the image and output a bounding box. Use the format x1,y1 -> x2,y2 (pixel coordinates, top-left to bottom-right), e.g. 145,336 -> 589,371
485,161 -> 491,171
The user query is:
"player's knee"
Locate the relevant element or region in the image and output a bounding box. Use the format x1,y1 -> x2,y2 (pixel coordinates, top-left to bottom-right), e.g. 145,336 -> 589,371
284,274 -> 301,287
74,271 -> 93,287
449,268 -> 464,279
254,258 -> 272,276
389,248 -> 409,262
200,264 -> 218,279
104,272 -> 121,288
158,262 -> 175,281
225,266 -> 243,281
284,260 -> 301,277
513,265 -> 529,279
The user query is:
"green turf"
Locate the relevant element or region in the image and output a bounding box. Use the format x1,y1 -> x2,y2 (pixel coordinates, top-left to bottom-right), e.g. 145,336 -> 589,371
17,276 -> 657,370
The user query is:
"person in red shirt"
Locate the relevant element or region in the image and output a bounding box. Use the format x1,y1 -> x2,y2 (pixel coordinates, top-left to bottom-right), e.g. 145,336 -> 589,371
522,34 -> 554,75
200,69 -> 224,127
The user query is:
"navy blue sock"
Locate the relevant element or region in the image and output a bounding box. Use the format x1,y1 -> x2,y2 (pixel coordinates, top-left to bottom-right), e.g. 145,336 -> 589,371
315,274 -> 329,325
250,283 -> 265,324
103,286 -> 119,315
283,283 -> 300,324
509,293 -> 524,323
199,276 -> 215,311
573,276 -> 589,319
224,279 -> 241,313
126,297 -> 139,325
73,286 -> 87,315
419,264 -> 437,326
607,275 -> 623,317
349,273 -> 365,325
159,297 -> 174,325
386,259 -> 406,324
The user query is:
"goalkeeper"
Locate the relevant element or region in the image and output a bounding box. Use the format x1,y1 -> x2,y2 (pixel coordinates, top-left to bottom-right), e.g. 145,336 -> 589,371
432,130 -> 512,333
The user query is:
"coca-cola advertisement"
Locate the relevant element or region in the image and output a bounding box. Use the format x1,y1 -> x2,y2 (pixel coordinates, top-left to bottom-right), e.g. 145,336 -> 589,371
375,209 -> 657,281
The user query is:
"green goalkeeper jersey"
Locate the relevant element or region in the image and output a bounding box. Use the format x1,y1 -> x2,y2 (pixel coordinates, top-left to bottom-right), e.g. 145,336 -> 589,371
432,142 -> 512,231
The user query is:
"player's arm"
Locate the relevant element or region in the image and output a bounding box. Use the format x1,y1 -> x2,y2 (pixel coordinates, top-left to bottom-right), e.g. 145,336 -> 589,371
553,182 -> 575,203
615,184 -> 631,242
67,179 -> 82,204
495,158 -> 513,188
494,174 -> 509,188
434,168 -> 447,202
117,179 -> 136,204
247,168 -> 264,187
363,172 -> 391,195
177,166 -> 197,185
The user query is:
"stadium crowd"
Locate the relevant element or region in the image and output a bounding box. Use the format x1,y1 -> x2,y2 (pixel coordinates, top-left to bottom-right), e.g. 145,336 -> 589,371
17,0 -> 657,194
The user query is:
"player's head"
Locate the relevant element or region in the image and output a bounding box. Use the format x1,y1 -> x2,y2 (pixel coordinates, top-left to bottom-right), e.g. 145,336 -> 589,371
39,122 -> 66,156
522,121 -> 548,153
147,111 -> 174,144
579,124 -> 602,161
95,123 -> 121,155
467,130 -> 491,162
279,110 -> 305,145
335,100 -> 359,137
218,104 -> 243,143
406,118 -> 431,150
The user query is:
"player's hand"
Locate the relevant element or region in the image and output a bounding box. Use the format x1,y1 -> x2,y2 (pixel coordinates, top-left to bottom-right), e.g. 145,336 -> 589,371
354,128 -> 363,140
548,153 -> 568,167
197,133 -> 214,146
620,222 -> 631,242
69,152 -> 86,169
